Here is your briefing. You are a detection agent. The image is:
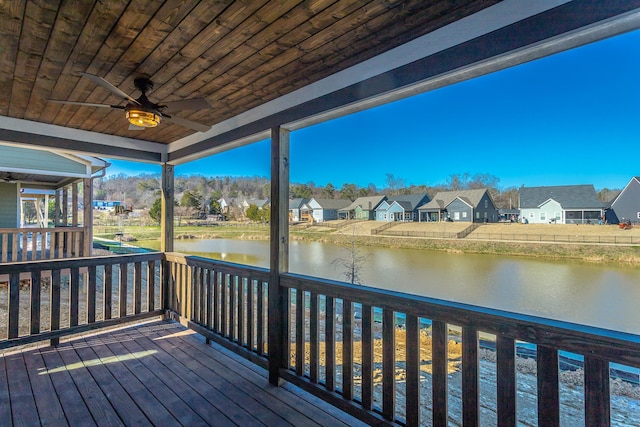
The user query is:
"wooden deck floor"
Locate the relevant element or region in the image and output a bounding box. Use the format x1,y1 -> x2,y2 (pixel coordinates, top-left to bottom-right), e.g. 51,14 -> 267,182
0,320 -> 368,427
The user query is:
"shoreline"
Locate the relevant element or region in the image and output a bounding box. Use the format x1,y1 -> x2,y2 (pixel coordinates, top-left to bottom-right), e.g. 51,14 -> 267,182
97,222 -> 640,266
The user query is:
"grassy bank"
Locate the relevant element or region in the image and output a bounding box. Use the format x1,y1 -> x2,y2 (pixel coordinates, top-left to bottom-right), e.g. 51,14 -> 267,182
94,223 -> 640,265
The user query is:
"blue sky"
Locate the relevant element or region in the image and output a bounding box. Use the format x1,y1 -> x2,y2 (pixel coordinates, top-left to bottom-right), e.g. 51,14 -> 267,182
108,29 -> 640,191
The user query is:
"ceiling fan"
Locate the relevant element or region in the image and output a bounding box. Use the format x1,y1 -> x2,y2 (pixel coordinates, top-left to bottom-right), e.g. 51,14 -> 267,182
49,73 -> 211,132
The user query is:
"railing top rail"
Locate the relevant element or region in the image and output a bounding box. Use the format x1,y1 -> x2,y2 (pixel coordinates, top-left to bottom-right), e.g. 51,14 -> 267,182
165,252 -> 270,280
280,271 -> 640,366
0,252 -> 163,274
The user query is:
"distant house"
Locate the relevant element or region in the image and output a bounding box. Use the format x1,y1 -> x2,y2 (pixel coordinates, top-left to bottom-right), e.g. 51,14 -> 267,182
498,208 -> 520,222
217,198 -> 240,214
93,200 -> 122,210
607,177 -> 640,224
417,189 -> 498,222
301,198 -> 351,223
242,198 -> 270,211
375,194 -> 430,222
518,185 -> 604,224
338,195 -> 387,220
289,198 -> 309,222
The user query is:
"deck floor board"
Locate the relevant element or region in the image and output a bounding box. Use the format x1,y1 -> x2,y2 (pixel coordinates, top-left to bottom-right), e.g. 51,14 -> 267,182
0,320 -> 369,427
6,353 -> 40,427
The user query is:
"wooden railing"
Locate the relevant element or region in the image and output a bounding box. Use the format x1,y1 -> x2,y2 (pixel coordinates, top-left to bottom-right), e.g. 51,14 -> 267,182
0,252 -> 163,349
0,227 -> 86,263
3,252 -> 639,425
164,255 -> 640,427
164,253 -> 271,367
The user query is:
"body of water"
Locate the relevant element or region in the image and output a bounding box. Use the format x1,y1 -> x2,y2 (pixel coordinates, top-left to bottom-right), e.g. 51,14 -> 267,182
138,238 -> 640,334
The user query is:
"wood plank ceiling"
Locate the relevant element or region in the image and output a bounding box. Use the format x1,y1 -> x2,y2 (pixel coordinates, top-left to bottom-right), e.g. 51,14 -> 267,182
0,0 -> 498,145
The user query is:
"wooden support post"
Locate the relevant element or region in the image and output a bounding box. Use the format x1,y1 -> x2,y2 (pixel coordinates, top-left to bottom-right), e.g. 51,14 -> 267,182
83,178 -> 92,256
161,164 -> 174,253
268,126 -> 289,385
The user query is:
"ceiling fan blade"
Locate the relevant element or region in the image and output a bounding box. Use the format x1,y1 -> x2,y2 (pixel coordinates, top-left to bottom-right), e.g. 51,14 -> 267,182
128,124 -> 146,131
48,99 -> 124,109
162,98 -> 211,112
162,114 -> 210,132
81,73 -> 140,104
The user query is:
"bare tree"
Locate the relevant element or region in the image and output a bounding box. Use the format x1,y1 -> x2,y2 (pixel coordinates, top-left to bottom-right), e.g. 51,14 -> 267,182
332,226 -> 368,285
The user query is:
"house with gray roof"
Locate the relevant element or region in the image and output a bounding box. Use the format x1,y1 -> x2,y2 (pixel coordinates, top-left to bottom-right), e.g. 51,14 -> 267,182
338,195 -> 387,220
606,177 -> 640,224
375,194 -> 430,222
417,189 -> 498,222
289,198 -> 309,222
242,198 -> 270,211
301,198 -> 351,223
518,185 -> 604,224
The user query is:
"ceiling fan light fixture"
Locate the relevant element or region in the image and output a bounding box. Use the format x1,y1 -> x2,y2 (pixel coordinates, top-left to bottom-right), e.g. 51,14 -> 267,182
126,109 -> 160,127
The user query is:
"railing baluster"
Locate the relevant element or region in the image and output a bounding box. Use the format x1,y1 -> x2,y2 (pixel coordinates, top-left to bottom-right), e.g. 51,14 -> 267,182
462,325 -> 479,427
87,265 -> 96,324
2,232 -> 8,262
191,266 -> 198,322
41,231 -> 47,260
309,291 -> 318,383
405,314 -> 420,426
325,296 -> 335,392
50,269 -> 61,346
22,231 -> 28,261
295,289 -> 304,375
119,263 -> 128,318
432,320 -> 448,426
537,346 -> 559,427
134,261 -> 142,315
186,264 -> 193,321
497,335 -> 516,427
178,264 -> 189,318
238,277 -> 245,347
171,261 -> 178,313
343,299 -> 353,401
230,274 -> 237,341
256,279 -> 264,355
382,308 -> 395,421
213,270 -> 220,334
199,268 -> 206,326
30,270 -> 41,335
205,269 -> 213,330
246,277 -> 254,351
70,267 -> 80,327
8,272 -> 20,339
361,304 -> 373,410
104,264 -> 112,320
221,273 -> 228,337
584,356 -> 610,427
148,260 -> 155,311
12,232 -> 18,262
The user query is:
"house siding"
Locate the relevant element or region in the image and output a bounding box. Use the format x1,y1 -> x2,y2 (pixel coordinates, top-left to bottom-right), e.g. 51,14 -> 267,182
375,202 -> 391,221
447,199 -> 473,222
523,199 -> 562,224
0,182 -> 18,227
475,193 -> 499,222
611,178 -> 640,223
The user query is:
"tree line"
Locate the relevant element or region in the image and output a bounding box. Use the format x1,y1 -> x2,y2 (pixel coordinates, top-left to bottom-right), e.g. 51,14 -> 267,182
92,172 -> 620,223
